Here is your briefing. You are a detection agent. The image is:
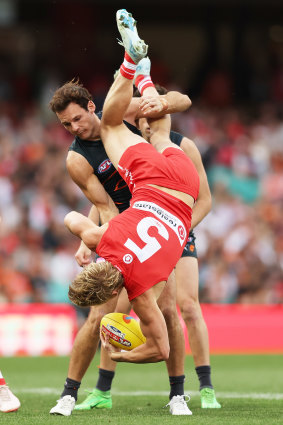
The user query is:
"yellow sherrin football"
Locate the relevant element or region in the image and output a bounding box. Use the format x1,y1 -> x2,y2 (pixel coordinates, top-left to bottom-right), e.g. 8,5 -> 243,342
100,312 -> 146,351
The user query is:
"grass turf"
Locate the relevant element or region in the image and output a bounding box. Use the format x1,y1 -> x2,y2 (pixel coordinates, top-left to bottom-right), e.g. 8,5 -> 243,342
1,353 -> 282,425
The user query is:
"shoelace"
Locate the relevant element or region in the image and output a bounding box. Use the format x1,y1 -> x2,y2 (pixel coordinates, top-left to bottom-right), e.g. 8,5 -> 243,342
164,394 -> 191,409
0,386 -> 12,402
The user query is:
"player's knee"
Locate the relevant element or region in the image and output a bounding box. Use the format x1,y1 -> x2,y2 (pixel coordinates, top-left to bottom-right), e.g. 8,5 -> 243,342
85,307 -> 107,335
179,298 -> 201,323
160,303 -> 178,327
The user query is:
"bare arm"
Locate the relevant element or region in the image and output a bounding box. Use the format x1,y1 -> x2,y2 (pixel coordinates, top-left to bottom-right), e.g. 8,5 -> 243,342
64,211 -> 106,251
106,289 -> 170,363
66,151 -> 119,224
67,151 -> 119,264
75,205 -> 99,266
124,91 -> 191,125
180,137 -> 212,229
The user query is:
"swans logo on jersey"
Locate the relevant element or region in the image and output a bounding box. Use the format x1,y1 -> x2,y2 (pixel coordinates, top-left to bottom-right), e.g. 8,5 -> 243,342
178,225 -> 186,241
98,159 -> 112,173
123,253 -> 133,264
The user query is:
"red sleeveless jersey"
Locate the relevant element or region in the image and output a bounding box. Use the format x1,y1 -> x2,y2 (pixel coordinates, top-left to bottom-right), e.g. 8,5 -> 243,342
96,142 -> 199,300
96,187 -> 192,300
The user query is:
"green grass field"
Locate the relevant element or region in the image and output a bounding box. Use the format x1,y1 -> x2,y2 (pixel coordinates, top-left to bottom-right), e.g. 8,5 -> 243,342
1,353 -> 282,425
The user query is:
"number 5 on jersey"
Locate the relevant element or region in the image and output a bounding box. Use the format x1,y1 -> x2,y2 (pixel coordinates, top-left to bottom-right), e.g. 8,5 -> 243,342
124,217 -> 169,263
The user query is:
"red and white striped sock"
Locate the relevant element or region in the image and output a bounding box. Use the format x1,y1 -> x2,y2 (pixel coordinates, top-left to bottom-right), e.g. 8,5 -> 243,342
0,371 -> 6,386
135,75 -> 154,95
120,52 -> 137,80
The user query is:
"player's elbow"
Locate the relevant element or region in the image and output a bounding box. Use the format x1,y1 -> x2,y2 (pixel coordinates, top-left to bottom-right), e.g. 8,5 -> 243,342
157,346 -> 170,362
175,94 -> 191,112
183,95 -> 192,110
154,342 -> 170,362
64,211 -> 76,229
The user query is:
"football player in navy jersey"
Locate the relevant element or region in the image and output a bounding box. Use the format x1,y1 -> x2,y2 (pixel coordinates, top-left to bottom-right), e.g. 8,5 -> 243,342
135,85 -> 220,410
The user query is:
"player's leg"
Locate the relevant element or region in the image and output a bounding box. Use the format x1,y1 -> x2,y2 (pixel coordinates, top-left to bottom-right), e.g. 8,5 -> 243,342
0,371 -> 20,413
175,254 -> 221,408
158,272 -> 185,384
100,10 -> 148,169
101,72 -> 147,171
133,57 -> 181,154
157,272 -> 192,416
50,296 -> 118,416
74,343 -> 114,411
148,111 -> 188,155
75,289 -> 131,411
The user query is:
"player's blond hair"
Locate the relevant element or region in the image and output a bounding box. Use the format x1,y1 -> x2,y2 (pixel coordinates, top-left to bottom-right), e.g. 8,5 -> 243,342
68,261 -> 124,306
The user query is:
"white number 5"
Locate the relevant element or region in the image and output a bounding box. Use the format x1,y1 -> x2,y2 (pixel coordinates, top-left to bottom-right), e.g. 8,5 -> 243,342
124,216 -> 169,263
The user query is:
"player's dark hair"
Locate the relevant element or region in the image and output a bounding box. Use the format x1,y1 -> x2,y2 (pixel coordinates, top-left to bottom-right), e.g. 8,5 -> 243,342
133,83 -> 168,98
49,78 -> 93,113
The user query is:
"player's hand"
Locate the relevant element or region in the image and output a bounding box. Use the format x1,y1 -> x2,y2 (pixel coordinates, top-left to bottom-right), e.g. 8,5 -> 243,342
100,330 -> 121,354
139,96 -> 165,115
75,241 -> 92,266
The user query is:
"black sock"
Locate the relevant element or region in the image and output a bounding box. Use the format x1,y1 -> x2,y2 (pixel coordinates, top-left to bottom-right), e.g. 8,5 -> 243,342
169,375 -> 185,399
96,368 -> 115,392
61,377 -> 81,401
195,365 -> 213,390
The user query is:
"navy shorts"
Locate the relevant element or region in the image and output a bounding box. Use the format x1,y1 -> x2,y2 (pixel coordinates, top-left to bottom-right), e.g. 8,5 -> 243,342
181,230 -> 197,258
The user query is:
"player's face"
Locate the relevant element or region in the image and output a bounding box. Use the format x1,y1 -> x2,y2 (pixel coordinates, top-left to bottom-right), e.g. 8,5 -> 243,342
57,101 -> 97,140
138,118 -> 152,142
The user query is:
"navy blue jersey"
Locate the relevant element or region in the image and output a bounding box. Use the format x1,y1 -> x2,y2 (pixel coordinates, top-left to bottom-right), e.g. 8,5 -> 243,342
69,112 -> 184,213
169,130 -> 183,147
69,112 -> 140,213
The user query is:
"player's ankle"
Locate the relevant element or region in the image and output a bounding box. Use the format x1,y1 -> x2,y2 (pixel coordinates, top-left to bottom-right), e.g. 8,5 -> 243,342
120,52 -> 137,79
61,377 -> 81,401
135,75 -> 154,95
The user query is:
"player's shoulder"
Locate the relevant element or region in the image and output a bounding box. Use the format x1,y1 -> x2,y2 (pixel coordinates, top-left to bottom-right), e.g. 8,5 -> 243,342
179,136 -> 200,154
169,130 -> 184,146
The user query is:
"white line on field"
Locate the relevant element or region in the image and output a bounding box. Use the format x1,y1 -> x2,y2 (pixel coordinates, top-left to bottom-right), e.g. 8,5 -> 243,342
14,388 -> 283,400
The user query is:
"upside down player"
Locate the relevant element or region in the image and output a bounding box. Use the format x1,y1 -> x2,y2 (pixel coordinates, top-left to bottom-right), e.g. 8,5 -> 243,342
49,15 -> 192,417
60,7 -> 200,413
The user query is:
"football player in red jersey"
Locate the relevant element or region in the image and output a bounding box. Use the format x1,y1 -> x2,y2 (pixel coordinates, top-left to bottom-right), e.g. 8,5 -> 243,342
64,9 -> 199,367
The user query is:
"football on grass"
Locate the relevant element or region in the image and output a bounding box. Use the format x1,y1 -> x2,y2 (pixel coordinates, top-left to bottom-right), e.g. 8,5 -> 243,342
100,312 -> 146,351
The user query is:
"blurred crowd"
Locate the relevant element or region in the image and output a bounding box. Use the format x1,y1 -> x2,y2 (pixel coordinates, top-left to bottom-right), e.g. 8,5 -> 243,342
0,93 -> 283,306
